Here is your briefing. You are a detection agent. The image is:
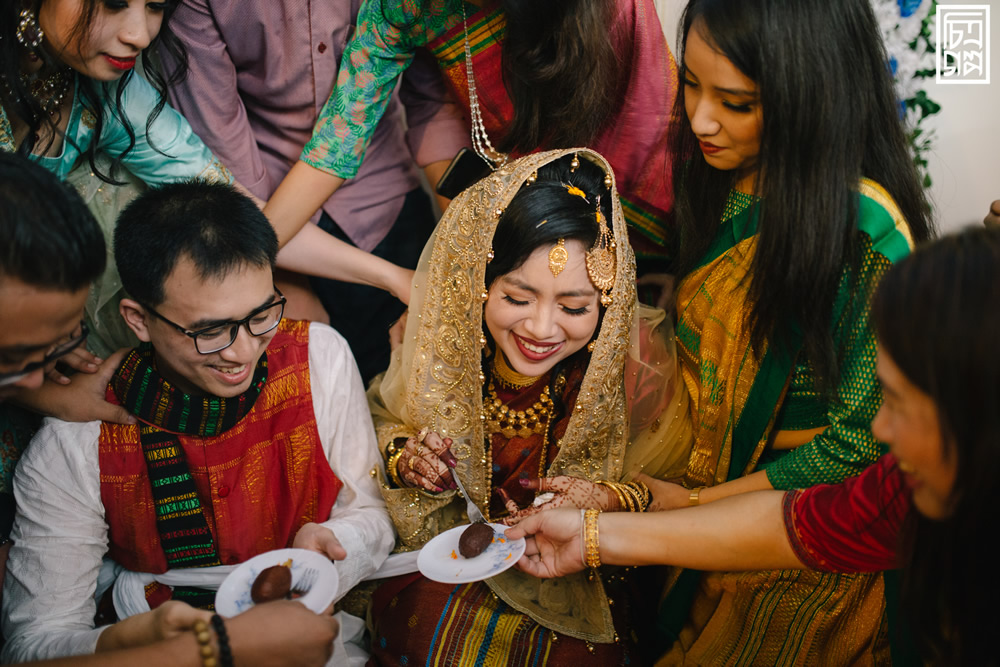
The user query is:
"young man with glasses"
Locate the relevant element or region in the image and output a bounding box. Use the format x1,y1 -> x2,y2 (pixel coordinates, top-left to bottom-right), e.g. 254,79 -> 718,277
0,155 -> 107,606
2,182 -> 393,663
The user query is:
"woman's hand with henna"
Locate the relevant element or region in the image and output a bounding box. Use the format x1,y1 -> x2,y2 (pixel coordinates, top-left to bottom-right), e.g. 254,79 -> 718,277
397,429 -> 459,492
500,476 -> 619,525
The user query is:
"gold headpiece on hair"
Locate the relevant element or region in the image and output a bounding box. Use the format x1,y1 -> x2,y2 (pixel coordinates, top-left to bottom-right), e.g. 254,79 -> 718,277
586,198 -> 615,306
549,238 -> 569,277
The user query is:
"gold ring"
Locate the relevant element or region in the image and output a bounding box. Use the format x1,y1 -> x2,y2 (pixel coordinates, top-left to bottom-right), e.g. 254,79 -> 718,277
409,456 -> 420,470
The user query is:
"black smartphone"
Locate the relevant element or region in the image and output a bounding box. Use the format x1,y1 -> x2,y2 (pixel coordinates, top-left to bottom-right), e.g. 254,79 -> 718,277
435,147 -> 493,199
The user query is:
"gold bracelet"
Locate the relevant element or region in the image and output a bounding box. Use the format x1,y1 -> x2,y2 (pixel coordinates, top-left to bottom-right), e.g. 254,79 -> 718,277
621,483 -> 641,512
596,480 -> 629,512
192,619 -> 217,667
387,448 -> 407,488
625,481 -> 651,511
689,486 -> 706,506
583,508 -> 602,568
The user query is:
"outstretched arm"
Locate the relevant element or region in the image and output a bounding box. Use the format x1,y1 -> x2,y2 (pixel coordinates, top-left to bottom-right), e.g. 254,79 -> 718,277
506,490 -> 802,579
276,223 -> 413,305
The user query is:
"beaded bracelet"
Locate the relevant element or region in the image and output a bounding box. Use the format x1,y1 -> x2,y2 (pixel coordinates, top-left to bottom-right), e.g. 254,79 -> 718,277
583,508 -> 602,568
210,614 -> 234,667
192,619 -> 217,667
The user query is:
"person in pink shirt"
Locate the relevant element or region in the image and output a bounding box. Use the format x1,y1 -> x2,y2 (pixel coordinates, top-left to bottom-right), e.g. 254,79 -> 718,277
162,1 -> 468,381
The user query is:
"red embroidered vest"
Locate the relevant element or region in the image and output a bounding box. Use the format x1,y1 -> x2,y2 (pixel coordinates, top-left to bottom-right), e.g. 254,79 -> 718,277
98,320 -> 342,573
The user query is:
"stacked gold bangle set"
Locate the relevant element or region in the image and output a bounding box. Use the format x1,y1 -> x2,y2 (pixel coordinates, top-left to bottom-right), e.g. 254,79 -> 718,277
596,480 -> 650,512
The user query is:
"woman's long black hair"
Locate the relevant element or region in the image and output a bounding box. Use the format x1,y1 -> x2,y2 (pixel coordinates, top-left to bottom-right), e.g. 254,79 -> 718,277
872,226 -> 1000,665
0,0 -> 188,183
382,0 -> 623,154
485,154 -> 613,445
670,0 -> 934,389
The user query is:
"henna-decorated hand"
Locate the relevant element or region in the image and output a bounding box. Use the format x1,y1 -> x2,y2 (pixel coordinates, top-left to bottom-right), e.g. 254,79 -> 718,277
398,429 -> 459,492
500,476 -> 619,525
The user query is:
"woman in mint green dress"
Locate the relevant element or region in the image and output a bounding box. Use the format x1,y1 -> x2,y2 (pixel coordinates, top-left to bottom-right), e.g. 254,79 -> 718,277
1,0 -> 232,358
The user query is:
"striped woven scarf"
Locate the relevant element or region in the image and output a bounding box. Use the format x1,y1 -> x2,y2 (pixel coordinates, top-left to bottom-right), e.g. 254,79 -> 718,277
109,344 -> 268,606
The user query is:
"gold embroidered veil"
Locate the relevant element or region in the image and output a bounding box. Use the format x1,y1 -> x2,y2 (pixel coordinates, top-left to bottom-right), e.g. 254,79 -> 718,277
369,148 -> 692,641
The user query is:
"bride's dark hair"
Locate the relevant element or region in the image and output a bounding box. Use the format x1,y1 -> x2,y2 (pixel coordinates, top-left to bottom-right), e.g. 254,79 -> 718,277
486,155 -> 612,287
0,0 -> 188,183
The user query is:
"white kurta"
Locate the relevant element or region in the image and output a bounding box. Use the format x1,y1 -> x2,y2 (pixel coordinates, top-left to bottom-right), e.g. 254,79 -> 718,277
1,323 -> 394,663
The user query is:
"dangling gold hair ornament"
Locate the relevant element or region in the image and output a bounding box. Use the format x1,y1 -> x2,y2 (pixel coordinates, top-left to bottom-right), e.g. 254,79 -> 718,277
549,238 -> 569,277
604,169 -> 613,190
586,197 -> 616,306
570,153 -> 580,172
526,170 -> 537,185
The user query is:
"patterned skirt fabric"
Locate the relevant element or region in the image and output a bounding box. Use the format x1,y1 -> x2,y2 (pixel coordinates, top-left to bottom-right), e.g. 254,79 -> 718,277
369,573 -> 635,666
658,569 -> 890,666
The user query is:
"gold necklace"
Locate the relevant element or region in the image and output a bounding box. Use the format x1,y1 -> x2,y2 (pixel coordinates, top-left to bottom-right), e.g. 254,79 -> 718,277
482,366 -> 567,521
492,351 -> 542,390
2,67 -> 73,116
483,378 -> 552,439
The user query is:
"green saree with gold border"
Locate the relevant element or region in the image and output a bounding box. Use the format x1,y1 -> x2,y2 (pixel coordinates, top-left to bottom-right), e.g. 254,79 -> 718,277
656,180 -> 913,666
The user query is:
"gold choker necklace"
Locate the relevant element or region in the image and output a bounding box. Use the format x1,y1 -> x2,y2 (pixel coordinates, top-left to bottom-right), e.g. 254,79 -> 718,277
492,352 -> 541,390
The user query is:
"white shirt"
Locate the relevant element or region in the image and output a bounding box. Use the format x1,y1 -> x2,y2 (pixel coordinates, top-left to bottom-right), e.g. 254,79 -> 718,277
1,323 -> 394,663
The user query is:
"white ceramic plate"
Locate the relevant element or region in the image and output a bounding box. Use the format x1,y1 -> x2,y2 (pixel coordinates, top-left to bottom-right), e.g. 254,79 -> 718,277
214,548 -> 338,617
417,523 -> 526,584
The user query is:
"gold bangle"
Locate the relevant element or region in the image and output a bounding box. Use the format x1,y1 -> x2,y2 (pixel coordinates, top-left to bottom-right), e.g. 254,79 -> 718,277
596,480 -> 629,512
193,619 -> 217,667
583,508 -> 602,568
387,448 -> 407,488
621,483 -> 639,512
626,481 -> 651,512
689,486 -> 706,506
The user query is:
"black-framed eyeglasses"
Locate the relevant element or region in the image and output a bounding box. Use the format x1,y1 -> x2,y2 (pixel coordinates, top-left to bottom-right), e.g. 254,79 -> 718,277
143,288 -> 286,355
0,321 -> 89,388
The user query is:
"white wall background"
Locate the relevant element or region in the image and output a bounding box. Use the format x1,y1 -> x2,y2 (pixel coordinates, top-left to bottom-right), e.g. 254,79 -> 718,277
653,0 -> 999,232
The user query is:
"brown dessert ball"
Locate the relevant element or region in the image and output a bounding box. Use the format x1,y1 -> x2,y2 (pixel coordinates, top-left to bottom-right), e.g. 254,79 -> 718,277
459,522 -> 494,558
251,564 -> 293,603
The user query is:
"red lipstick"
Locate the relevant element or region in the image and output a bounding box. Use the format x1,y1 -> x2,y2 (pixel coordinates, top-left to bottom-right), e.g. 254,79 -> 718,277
699,141 -> 723,155
104,55 -> 136,71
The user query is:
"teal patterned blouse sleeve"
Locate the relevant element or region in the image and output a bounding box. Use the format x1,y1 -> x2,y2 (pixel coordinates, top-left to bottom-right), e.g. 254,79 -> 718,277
763,187 -> 913,490
100,74 -> 232,185
301,0 -> 456,178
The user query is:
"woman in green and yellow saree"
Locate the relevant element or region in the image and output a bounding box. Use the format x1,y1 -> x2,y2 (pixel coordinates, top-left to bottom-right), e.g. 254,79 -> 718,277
646,0 -> 935,664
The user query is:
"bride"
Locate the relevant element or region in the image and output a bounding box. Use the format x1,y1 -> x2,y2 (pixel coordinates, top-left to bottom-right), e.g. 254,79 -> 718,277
367,148 -> 692,664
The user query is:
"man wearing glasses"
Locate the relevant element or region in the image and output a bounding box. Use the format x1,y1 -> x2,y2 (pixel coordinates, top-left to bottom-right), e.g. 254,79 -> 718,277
0,155 -> 108,609
2,182 -> 393,662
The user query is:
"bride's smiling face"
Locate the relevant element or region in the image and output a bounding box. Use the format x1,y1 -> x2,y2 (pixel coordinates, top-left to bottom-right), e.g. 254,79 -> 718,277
484,240 -> 600,377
